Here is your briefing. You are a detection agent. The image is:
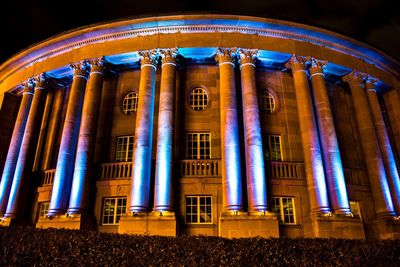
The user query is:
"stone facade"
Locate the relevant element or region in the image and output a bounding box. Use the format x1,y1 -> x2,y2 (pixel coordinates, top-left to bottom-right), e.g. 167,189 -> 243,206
0,15 -> 399,239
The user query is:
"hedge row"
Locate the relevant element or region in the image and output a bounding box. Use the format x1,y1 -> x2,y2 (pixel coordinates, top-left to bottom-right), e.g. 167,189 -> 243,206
1,226 -> 399,266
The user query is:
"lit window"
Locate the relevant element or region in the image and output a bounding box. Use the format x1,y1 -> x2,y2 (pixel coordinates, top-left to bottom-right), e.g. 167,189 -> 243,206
349,201 -> 362,221
185,196 -> 212,224
189,88 -> 209,111
115,136 -> 134,162
187,133 -> 211,159
39,202 -> 49,218
265,135 -> 282,161
122,91 -> 138,114
260,90 -> 276,113
102,197 -> 127,225
271,197 -> 296,224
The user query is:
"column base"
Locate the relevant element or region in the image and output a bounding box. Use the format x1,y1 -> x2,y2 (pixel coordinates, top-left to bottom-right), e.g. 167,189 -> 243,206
0,217 -> 11,227
304,213 -> 365,239
118,211 -> 177,236
36,213 -> 95,230
369,217 -> 400,239
218,211 -> 279,238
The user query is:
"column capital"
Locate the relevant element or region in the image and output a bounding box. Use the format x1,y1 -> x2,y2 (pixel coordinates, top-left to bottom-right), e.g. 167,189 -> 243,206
31,73 -> 47,89
20,80 -> 34,95
309,58 -> 328,77
159,48 -> 178,67
70,61 -> 90,79
364,75 -> 379,92
87,57 -> 105,75
285,54 -> 309,73
215,48 -> 237,66
342,70 -> 367,87
138,50 -> 159,69
238,48 -> 258,68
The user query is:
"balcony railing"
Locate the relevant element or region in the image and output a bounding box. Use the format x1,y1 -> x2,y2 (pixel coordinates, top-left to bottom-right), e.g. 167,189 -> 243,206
344,167 -> 369,186
39,169 -> 55,186
99,162 -> 132,180
268,161 -> 305,179
181,159 -> 222,177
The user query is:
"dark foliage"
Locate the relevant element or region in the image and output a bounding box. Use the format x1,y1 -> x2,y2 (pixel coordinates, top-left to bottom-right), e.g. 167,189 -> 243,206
1,226 -> 399,266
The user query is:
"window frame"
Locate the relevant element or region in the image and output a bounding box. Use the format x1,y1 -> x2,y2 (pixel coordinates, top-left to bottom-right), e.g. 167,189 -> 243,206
260,89 -> 277,113
349,200 -> 362,221
101,197 -> 127,225
265,134 -> 283,161
185,195 -> 213,224
38,202 -> 50,219
186,132 -> 211,159
189,87 -> 209,111
115,135 -> 134,162
122,91 -> 139,115
271,196 -> 296,225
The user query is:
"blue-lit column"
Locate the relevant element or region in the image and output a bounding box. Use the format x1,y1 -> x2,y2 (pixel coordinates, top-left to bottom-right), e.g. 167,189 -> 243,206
68,58 -> 105,215
154,49 -> 177,212
343,71 -> 395,217
48,61 -> 89,216
365,77 -> 400,215
238,49 -> 267,212
286,55 -> 330,214
216,48 -> 243,211
130,50 -> 158,213
4,74 -> 48,218
309,58 -> 351,215
0,82 -> 34,216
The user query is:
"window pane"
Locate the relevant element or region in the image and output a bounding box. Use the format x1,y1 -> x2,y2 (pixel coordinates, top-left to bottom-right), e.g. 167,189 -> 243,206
186,196 -> 212,224
189,88 -> 208,111
115,136 -> 134,162
102,197 -> 126,225
123,91 -> 138,115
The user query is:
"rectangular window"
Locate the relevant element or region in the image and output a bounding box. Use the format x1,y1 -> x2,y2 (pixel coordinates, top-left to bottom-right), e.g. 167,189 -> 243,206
39,202 -> 50,218
265,135 -> 282,161
349,200 -> 362,221
187,133 -> 211,159
115,136 -> 134,162
271,197 -> 296,224
185,196 -> 212,224
102,197 -> 127,225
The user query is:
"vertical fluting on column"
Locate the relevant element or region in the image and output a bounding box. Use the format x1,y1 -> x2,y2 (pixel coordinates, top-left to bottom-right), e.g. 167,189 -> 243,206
5,74 -> 48,218
68,58 -> 105,215
154,49 -> 177,212
48,61 -> 89,216
309,58 -> 351,215
286,55 -> 330,214
130,50 -> 158,213
365,77 -> 400,215
238,49 -> 267,212
216,48 -> 243,211
0,82 -> 34,216
343,71 -> 395,217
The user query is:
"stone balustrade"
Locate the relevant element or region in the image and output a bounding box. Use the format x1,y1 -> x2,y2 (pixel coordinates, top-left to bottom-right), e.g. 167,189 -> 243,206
99,162 -> 132,180
181,159 -> 222,177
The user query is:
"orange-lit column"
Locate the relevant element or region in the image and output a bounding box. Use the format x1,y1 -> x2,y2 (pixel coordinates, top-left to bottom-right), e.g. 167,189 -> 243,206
238,49 -> 267,212
216,48 -> 243,211
365,77 -> 400,215
0,82 -> 34,216
154,49 -> 177,212
68,58 -> 105,215
309,58 -> 351,215
286,55 -> 330,214
343,71 -> 395,217
5,74 -> 48,218
48,61 -> 89,216
130,50 -> 158,213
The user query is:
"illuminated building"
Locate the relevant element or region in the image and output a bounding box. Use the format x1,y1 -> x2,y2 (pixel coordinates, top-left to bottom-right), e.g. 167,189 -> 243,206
0,14 -> 399,239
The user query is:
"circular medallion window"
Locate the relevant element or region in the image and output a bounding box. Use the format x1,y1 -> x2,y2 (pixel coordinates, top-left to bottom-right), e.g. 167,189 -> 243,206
189,88 -> 209,111
122,91 -> 138,114
260,90 -> 276,113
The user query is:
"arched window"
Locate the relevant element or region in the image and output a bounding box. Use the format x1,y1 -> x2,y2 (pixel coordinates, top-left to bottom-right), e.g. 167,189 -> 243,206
122,91 -> 138,114
261,90 -> 276,113
189,88 -> 209,111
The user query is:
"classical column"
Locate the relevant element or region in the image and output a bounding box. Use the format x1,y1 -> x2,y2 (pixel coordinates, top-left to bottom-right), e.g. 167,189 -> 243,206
154,49 -> 177,212
215,48 -> 243,211
238,49 -> 267,212
48,61 -> 89,216
130,50 -> 158,213
309,58 -> 351,215
0,82 -> 34,216
343,71 -> 395,217
5,74 -> 48,218
286,55 -> 330,214
68,58 -> 105,214
365,77 -> 400,215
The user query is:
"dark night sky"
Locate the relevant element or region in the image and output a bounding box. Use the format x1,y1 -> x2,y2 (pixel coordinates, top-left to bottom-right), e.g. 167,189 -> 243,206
1,0 -> 399,63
